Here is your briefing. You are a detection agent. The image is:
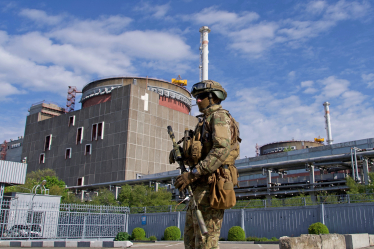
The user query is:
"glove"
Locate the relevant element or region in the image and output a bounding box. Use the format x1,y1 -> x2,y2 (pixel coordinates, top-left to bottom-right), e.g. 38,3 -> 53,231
169,150 -> 175,164
174,172 -> 199,191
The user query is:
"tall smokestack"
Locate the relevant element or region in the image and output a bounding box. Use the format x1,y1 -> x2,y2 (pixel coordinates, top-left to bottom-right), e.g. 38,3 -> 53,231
323,102 -> 333,145
199,26 -> 211,81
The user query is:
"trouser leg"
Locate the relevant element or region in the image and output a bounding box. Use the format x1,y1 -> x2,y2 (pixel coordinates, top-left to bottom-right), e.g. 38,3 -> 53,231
193,188 -> 224,249
184,203 -> 195,249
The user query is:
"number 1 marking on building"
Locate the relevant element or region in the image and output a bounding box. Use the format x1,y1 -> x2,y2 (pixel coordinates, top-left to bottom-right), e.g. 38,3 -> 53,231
141,93 -> 149,111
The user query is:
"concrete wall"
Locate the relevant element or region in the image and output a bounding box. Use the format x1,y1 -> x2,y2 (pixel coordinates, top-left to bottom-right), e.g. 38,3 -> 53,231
123,84 -> 196,179
22,84 -> 197,186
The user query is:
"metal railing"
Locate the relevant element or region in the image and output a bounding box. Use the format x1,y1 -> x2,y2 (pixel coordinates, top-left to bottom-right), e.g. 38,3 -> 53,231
0,200 -> 129,240
1,194 -> 374,240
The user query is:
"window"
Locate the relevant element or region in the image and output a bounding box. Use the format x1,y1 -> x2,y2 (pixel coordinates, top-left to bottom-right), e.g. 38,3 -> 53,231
92,124 -> 97,141
68,116 -> 75,127
39,153 -> 45,164
65,148 -> 71,159
11,143 -> 21,149
76,127 -> 84,144
77,177 -> 84,186
85,144 -> 91,155
92,122 -> 105,141
97,122 -> 104,139
44,135 -> 52,151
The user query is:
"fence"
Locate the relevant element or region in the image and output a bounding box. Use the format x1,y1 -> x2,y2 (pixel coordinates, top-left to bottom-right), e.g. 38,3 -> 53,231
131,202 -> 374,240
128,193 -> 374,214
0,200 -> 129,240
1,194 -> 374,240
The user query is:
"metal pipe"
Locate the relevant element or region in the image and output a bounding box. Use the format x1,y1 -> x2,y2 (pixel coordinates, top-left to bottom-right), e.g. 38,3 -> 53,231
354,148 -> 359,181
363,158 -> 370,185
199,26 -> 211,81
67,150 -> 374,190
323,102 -> 333,145
351,148 -> 356,181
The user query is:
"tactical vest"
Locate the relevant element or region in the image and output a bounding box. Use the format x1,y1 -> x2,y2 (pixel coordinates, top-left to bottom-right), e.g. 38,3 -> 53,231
183,109 -> 241,182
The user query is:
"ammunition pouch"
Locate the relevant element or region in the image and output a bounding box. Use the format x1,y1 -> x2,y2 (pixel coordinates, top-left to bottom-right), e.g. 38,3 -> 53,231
208,165 -> 237,209
191,141 -> 202,165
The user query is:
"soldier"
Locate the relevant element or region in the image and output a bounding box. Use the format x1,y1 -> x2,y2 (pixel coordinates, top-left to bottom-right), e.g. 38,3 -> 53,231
172,80 -> 241,249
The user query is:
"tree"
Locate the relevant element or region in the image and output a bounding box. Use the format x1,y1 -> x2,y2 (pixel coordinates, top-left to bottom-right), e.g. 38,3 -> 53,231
5,169 -> 65,194
4,169 -> 79,203
91,188 -> 118,206
346,173 -> 374,194
118,184 -> 172,207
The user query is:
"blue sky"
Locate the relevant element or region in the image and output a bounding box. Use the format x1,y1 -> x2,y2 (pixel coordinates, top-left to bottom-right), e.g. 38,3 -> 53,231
0,0 -> 373,157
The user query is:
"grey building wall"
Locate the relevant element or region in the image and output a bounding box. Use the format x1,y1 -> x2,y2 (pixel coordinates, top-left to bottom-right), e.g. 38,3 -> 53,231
0,138 -> 23,162
123,84 -> 197,180
22,84 -> 197,186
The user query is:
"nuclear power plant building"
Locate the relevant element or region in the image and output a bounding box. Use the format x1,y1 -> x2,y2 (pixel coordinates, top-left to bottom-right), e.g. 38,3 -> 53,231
21,77 -> 197,187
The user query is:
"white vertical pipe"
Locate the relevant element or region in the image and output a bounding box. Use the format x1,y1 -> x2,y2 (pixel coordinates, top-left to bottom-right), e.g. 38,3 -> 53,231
199,26 -> 211,81
323,102 -> 333,145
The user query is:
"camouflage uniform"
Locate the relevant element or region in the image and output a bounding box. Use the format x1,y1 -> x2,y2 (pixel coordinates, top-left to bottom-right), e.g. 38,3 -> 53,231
184,104 -> 238,249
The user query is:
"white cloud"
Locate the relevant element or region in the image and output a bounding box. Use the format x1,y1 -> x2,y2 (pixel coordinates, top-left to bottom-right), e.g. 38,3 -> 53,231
362,73 -> 374,88
224,75 -> 374,157
318,76 -> 349,98
0,10 -> 196,99
301,80 -> 314,87
133,3 -> 170,19
19,9 -> 65,25
303,87 -> 318,94
306,1 -> 327,14
186,6 -> 259,29
0,82 -> 24,99
187,1 -> 370,56
288,71 -> 296,78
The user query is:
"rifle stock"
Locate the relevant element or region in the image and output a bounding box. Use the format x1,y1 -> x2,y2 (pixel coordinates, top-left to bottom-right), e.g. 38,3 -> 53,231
167,125 -> 208,235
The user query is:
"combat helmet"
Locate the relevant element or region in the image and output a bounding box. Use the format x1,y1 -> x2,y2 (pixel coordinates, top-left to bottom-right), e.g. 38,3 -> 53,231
191,80 -> 227,101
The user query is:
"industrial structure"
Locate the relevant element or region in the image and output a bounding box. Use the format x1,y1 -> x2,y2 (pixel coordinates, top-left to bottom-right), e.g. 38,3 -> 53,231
324,101 -> 333,145
199,26 -> 210,81
259,140 -> 324,156
21,76 -> 196,187
0,137 -> 24,163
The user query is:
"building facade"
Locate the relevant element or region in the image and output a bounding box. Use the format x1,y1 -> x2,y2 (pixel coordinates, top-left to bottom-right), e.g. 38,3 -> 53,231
22,77 -> 197,187
0,137 -> 24,163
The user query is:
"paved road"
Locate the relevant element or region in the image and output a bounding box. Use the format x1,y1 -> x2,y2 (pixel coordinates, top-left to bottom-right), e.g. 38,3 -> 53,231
1,243 -> 279,249
132,242 -> 279,249
4,245 -> 374,249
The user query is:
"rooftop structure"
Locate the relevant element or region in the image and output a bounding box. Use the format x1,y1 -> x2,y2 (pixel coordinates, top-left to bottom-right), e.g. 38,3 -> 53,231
259,140 -> 324,156
80,76 -> 192,114
28,101 -> 65,122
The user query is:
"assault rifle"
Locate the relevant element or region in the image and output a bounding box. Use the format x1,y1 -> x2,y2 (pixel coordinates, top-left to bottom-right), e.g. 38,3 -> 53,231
167,125 -> 208,235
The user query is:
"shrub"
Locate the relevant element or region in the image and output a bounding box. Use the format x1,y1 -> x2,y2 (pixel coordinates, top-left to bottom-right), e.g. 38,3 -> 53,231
271,237 -> 279,241
149,236 -> 157,241
132,227 -> 146,240
164,226 -> 181,241
114,232 -> 130,241
258,237 -> 269,242
246,236 -> 258,241
308,222 -> 329,235
227,226 -> 245,241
